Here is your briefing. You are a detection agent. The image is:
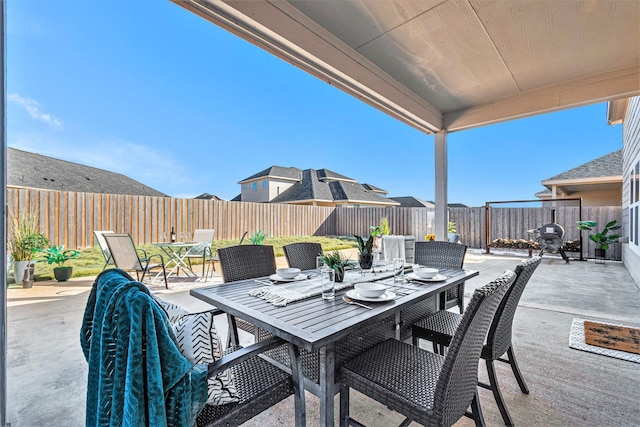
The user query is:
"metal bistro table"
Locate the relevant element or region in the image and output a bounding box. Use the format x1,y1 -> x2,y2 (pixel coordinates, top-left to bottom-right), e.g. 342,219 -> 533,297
191,267 -> 478,426
151,241 -> 200,279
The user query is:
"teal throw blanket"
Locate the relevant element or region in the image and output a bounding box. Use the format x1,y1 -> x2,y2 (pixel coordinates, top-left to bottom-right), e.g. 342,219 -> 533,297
81,269 -> 208,426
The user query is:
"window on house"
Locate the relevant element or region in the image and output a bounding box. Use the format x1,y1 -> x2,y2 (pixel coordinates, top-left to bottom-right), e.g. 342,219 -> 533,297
253,182 -> 257,191
263,180 -> 267,189
630,156 -> 640,254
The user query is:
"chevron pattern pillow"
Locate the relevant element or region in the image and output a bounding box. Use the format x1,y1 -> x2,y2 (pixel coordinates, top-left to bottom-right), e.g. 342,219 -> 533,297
153,296 -> 189,323
173,311 -> 239,405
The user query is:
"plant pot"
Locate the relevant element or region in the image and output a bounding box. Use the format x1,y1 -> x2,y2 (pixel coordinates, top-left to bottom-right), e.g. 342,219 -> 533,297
54,267 -> 73,282
12,260 -> 29,286
332,267 -> 344,283
448,233 -> 460,244
594,248 -> 606,264
358,254 -> 374,270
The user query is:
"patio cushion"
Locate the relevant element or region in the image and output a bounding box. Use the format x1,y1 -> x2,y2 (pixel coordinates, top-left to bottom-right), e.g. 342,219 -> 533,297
173,311 -> 239,406
154,296 -> 189,323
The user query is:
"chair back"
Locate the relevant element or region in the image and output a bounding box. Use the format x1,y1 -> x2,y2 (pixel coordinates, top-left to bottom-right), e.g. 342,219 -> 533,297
434,270 -> 516,425
93,230 -> 114,263
486,256 -> 542,359
104,233 -> 144,271
283,242 -> 323,270
414,241 -> 467,269
218,245 -> 277,282
193,228 -> 215,243
190,229 -> 215,256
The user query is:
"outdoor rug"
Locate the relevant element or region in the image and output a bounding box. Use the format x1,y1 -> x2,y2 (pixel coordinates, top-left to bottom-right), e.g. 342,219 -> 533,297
569,318 -> 640,363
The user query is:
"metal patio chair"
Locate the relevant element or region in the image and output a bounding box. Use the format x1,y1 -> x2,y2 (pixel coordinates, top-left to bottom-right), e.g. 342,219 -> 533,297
184,228 -> 219,277
218,245 -> 277,346
93,230 -> 115,270
415,241 -> 468,313
283,242 -> 323,271
104,233 -> 168,289
412,256 -> 542,426
339,270 -> 516,427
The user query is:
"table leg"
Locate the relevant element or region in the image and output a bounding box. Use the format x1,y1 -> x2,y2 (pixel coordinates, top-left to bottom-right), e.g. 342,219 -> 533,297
288,343 -> 306,427
319,344 -> 336,427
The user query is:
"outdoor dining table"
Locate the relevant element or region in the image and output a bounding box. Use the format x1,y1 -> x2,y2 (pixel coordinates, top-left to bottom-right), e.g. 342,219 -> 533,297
151,241 -> 201,279
190,265 -> 479,426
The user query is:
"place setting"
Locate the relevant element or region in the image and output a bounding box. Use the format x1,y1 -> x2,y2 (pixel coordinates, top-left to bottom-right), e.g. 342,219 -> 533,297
405,266 -> 448,284
343,282 -> 397,310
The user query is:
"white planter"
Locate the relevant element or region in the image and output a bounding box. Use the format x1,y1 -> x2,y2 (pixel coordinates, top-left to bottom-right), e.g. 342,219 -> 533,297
12,260 -> 29,285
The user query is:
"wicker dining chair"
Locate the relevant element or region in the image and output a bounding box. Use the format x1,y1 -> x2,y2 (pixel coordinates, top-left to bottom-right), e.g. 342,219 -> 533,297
283,242 -> 323,271
217,245 -> 277,346
339,270 -> 516,427
104,233 -> 168,288
415,241 -> 468,313
82,268 -> 305,427
412,256 -> 541,426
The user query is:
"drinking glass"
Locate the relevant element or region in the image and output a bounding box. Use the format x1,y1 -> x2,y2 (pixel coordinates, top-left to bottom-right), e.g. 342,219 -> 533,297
316,256 -> 325,275
393,257 -> 405,282
321,267 -> 335,300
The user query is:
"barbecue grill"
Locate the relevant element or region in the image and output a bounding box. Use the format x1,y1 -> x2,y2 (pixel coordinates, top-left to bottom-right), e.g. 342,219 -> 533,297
533,223 -> 570,263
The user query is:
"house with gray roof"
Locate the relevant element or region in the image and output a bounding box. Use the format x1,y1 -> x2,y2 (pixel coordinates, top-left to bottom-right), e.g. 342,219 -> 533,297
237,166 -> 399,207
7,147 -> 166,197
535,149 -> 622,206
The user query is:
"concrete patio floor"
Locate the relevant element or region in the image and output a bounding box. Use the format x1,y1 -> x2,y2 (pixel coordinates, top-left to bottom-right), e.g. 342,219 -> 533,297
6,250 -> 640,426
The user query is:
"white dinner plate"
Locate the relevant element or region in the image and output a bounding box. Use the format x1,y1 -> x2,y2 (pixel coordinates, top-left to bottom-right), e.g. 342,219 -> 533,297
269,273 -> 308,282
345,289 -> 396,302
406,273 -> 448,282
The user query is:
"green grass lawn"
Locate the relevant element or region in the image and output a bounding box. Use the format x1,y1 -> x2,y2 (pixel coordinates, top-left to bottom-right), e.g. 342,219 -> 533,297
19,235 -> 358,282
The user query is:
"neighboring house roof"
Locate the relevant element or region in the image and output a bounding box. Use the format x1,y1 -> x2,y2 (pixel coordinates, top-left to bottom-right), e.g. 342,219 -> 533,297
363,183 -> 388,195
424,200 -> 468,208
238,166 -> 302,183
317,168 -> 356,183
542,150 -> 622,183
269,168 -> 398,206
7,147 -> 166,197
390,196 -> 435,208
538,149 -> 623,198
194,193 -> 223,200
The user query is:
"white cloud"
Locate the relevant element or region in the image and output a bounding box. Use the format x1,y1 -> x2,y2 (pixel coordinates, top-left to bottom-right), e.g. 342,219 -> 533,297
8,93 -> 64,129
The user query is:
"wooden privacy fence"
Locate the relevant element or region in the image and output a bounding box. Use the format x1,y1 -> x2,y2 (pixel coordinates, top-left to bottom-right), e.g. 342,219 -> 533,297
6,186 -> 623,260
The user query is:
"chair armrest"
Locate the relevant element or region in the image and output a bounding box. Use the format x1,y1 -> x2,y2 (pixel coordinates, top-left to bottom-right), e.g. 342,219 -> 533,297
207,335 -> 285,379
136,248 -> 148,260
145,253 -> 165,266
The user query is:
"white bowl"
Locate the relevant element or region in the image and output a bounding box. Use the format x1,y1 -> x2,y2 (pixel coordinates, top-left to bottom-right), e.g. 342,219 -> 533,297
276,267 -> 301,279
413,267 -> 439,279
355,282 -> 387,298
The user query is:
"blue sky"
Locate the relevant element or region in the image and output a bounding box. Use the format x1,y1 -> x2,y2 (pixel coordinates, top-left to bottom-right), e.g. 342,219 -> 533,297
7,0 -> 622,207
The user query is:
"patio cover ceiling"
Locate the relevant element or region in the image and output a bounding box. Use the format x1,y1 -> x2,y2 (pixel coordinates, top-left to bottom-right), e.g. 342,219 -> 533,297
172,0 -> 640,134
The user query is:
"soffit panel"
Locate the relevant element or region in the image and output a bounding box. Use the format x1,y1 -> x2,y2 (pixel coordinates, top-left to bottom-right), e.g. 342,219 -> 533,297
289,0 -> 442,49
473,0 -> 640,92
355,0 -> 518,112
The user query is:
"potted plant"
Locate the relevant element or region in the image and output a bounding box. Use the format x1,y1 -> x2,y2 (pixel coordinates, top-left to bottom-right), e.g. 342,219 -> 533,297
320,251 -> 350,282
448,221 -> 460,243
8,211 -> 49,287
577,220 -> 621,261
248,230 -> 267,245
369,217 -> 390,250
354,234 -> 375,270
41,245 -> 80,282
